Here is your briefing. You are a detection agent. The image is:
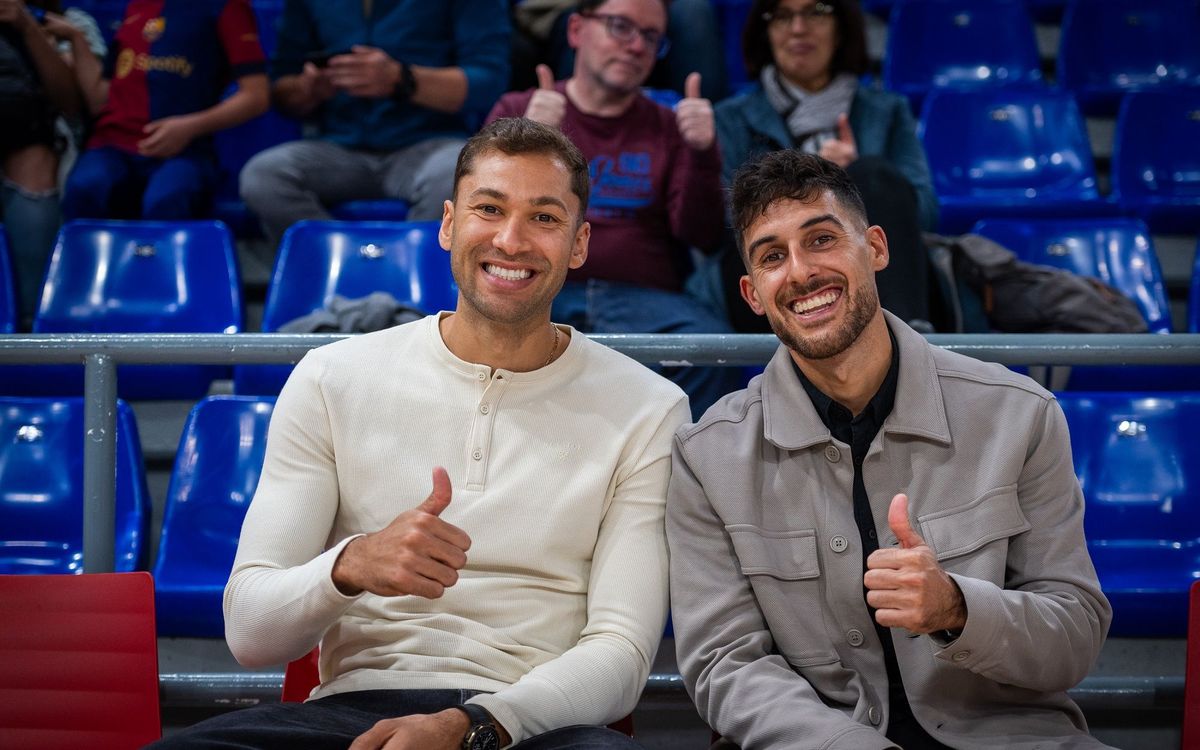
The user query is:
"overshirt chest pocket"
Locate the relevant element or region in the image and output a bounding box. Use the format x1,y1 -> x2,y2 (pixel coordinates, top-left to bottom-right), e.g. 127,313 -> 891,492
919,486 -> 1031,567
727,525 -> 820,579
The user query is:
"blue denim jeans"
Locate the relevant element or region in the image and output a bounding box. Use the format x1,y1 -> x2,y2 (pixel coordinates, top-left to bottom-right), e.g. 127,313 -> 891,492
553,279 -> 742,421
148,689 -> 641,749
61,146 -> 218,221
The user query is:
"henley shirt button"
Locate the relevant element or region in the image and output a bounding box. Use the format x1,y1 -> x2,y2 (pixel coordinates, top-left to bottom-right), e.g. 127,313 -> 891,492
471,449 -> 482,461
824,445 -> 841,463
829,535 -> 849,553
846,628 -> 865,647
952,650 -> 970,662
477,372 -> 486,381
480,404 -> 490,415
868,705 -> 881,725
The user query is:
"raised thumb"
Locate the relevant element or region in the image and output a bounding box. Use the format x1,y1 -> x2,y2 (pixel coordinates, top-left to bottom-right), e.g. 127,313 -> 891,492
417,466 -> 453,516
837,113 -> 855,145
536,63 -> 556,91
888,493 -> 925,549
684,71 -> 702,100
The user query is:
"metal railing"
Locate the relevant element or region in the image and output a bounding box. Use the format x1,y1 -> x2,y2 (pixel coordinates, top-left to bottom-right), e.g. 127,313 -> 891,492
2,331 -> 1200,573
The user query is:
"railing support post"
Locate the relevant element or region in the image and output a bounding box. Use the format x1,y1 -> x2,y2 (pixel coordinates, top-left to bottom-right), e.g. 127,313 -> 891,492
83,353 -> 117,573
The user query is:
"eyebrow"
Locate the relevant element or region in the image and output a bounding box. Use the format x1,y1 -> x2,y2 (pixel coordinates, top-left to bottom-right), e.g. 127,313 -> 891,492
746,213 -> 846,259
468,187 -> 570,214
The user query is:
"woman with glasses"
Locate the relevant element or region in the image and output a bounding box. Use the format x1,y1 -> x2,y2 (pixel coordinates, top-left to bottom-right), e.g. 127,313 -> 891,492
715,0 -> 942,332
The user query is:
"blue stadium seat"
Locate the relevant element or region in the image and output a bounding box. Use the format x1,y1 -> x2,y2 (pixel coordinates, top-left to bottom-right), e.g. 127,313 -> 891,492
970,218 -> 1171,333
1056,0 -> 1200,116
234,220 -> 456,394
919,88 -> 1110,233
153,396 -> 275,637
712,0 -> 752,90
330,200 -> 412,222
1058,392 -> 1200,636
1191,237 -> 1200,333
642,87 -> 682,109
884,0 -> 1043,113
0,398 -> 149,574
1111,89 -> 1200,234
0,220 -> 243,399
213,108 -> 303,238
0,227 -> 15,334
1025,0 -> 1066,22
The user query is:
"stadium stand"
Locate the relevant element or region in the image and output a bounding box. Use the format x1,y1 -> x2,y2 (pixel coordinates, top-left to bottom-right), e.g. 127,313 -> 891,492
919,88 -> 1110,234
1058,392 -> 1200,637
0,572 -> 161,750
234,220 -> 455,394
0,220 -> 243,399
0,228 -> 15,334
329,200 -> 412,223
1056,0 -> 1200,116
883,0 -> 1043,113
1111,89 -> 1200,234
0,398 -> 149,575
153,396 -> 275,637
1192,238 -> 1200,333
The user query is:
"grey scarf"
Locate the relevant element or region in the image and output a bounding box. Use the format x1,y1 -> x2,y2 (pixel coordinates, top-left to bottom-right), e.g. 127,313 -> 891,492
760,66 -> 858,153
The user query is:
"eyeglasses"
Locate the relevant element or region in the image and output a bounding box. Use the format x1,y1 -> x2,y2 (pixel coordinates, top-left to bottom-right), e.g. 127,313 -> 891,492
763,2 -> 836,28
578,12 -> 671,59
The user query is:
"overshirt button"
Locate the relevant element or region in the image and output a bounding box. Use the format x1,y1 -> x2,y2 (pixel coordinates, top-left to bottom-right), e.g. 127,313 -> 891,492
480,404 -> 490,415
824,444 -> 841,463
472,449 -> 482,461
868,705 -> 880,725
847,628 -> 865,647
829,535 -> 849,553
952,650 -> 970,662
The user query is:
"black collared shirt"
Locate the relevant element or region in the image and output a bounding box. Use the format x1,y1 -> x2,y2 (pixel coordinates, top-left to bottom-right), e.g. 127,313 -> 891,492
793,326 -> 950,750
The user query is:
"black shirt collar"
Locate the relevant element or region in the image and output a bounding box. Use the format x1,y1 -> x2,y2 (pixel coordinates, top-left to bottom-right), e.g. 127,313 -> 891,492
792,324 -> 900,444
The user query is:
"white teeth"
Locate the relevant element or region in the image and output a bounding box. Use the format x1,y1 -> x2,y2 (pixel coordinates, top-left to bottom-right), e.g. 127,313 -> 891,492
791,291 -> 838,315
484,264 -> 532,281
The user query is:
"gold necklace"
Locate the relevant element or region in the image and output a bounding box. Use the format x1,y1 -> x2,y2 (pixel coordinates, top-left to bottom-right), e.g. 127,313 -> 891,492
542,324 -> 561,368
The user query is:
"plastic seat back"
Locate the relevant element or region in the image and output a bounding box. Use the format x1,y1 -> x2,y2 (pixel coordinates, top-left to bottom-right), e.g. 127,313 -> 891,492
1111,89 -> 1200,233
1057,0 -> 1200,115
884,0 -> 1042,111
0,227 -> 15,333
1058,392 -> 1200,636
0,398 -> 149,574
153,396 -> 275,636
330,200 -> 412,222
22,220 -> 242,397
1191,237 -> 1200,333
919,89 -> 1103,232
0,572 -> 161,749
970,218 -> 1171,333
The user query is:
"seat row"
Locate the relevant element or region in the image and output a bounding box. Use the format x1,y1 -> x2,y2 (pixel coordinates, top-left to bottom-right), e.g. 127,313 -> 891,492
0,390 -> 1197,638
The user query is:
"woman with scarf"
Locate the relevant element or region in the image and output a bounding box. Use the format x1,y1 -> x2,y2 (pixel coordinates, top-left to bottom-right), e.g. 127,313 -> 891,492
715,0 -> 940,332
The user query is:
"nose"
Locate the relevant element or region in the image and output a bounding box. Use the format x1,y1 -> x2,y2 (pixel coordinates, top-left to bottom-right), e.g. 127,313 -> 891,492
491,216 -> 523,255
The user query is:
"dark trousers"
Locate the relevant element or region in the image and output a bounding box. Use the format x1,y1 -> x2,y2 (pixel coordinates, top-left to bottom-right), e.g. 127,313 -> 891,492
147,689 -> 642,750
61,146 -> 217,221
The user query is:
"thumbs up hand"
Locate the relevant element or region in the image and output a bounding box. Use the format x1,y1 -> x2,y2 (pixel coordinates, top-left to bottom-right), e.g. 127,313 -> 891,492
524,64 -> 567,128
332,467 -> 472,598
818,113 -> 858,168
675,72 -> 715,151
863,494 -> 967,634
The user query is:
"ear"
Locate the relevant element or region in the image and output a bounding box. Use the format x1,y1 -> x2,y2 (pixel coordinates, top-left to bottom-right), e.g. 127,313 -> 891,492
438,199 -> 454,252
566,12 -> 584,50
739,274 -> 767,316
569,220 -> 590,269
867,224 -> 889,272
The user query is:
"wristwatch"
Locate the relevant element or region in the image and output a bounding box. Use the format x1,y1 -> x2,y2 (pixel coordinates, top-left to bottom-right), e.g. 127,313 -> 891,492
392,61 -> 417,102
456,703 -> 501,750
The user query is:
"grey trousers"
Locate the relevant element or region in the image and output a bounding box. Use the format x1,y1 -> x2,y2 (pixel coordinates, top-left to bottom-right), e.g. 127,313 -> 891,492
239,136 -> 464,245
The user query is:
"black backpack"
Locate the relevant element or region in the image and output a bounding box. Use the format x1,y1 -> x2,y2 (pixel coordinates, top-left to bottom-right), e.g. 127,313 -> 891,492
923,232 -> 1149,334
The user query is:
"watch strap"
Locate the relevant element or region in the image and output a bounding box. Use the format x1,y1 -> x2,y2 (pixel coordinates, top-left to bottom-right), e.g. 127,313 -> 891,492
457,702 -> 492,727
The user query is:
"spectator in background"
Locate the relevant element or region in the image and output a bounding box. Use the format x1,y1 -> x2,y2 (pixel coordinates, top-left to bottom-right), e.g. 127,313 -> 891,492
239,1 -> 511,246
488,0 -> 740,419
59,0 -> 268,222
0,0 -> 81,328
511,0 -> 728,101
715,0 -> 939,332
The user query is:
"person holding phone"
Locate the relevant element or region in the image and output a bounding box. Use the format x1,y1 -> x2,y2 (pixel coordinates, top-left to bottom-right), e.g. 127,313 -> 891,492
238,0 -> 511,247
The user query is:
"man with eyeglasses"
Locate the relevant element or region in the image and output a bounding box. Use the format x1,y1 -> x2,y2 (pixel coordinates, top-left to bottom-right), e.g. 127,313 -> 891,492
487,0 -> 741,422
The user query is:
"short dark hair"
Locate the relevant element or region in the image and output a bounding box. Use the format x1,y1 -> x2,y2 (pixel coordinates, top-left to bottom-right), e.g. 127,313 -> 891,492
741,0 -> 868,80
453,118 -> 591,223
730,151 -> 867,260
575,0 -> 670,13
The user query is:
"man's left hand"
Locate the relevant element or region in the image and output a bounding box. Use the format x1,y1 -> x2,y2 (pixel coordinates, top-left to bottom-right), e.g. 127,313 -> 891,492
327,45 -> 403,98
864,493 -> 968,634
348,709 -> 472,750
138,115 -> 199,159
675,72 -> 714,151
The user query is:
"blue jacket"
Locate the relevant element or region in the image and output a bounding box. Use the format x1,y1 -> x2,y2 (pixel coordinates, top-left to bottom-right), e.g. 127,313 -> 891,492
715,83 -> 939,231
271,0 -> 510,151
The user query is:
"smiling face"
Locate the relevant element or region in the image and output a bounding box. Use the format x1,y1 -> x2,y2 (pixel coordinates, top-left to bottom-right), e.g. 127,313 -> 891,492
569,0 -> 667,95
768,0 -> 840,92
439,150 -> 589,332
739,191 -> 888,361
